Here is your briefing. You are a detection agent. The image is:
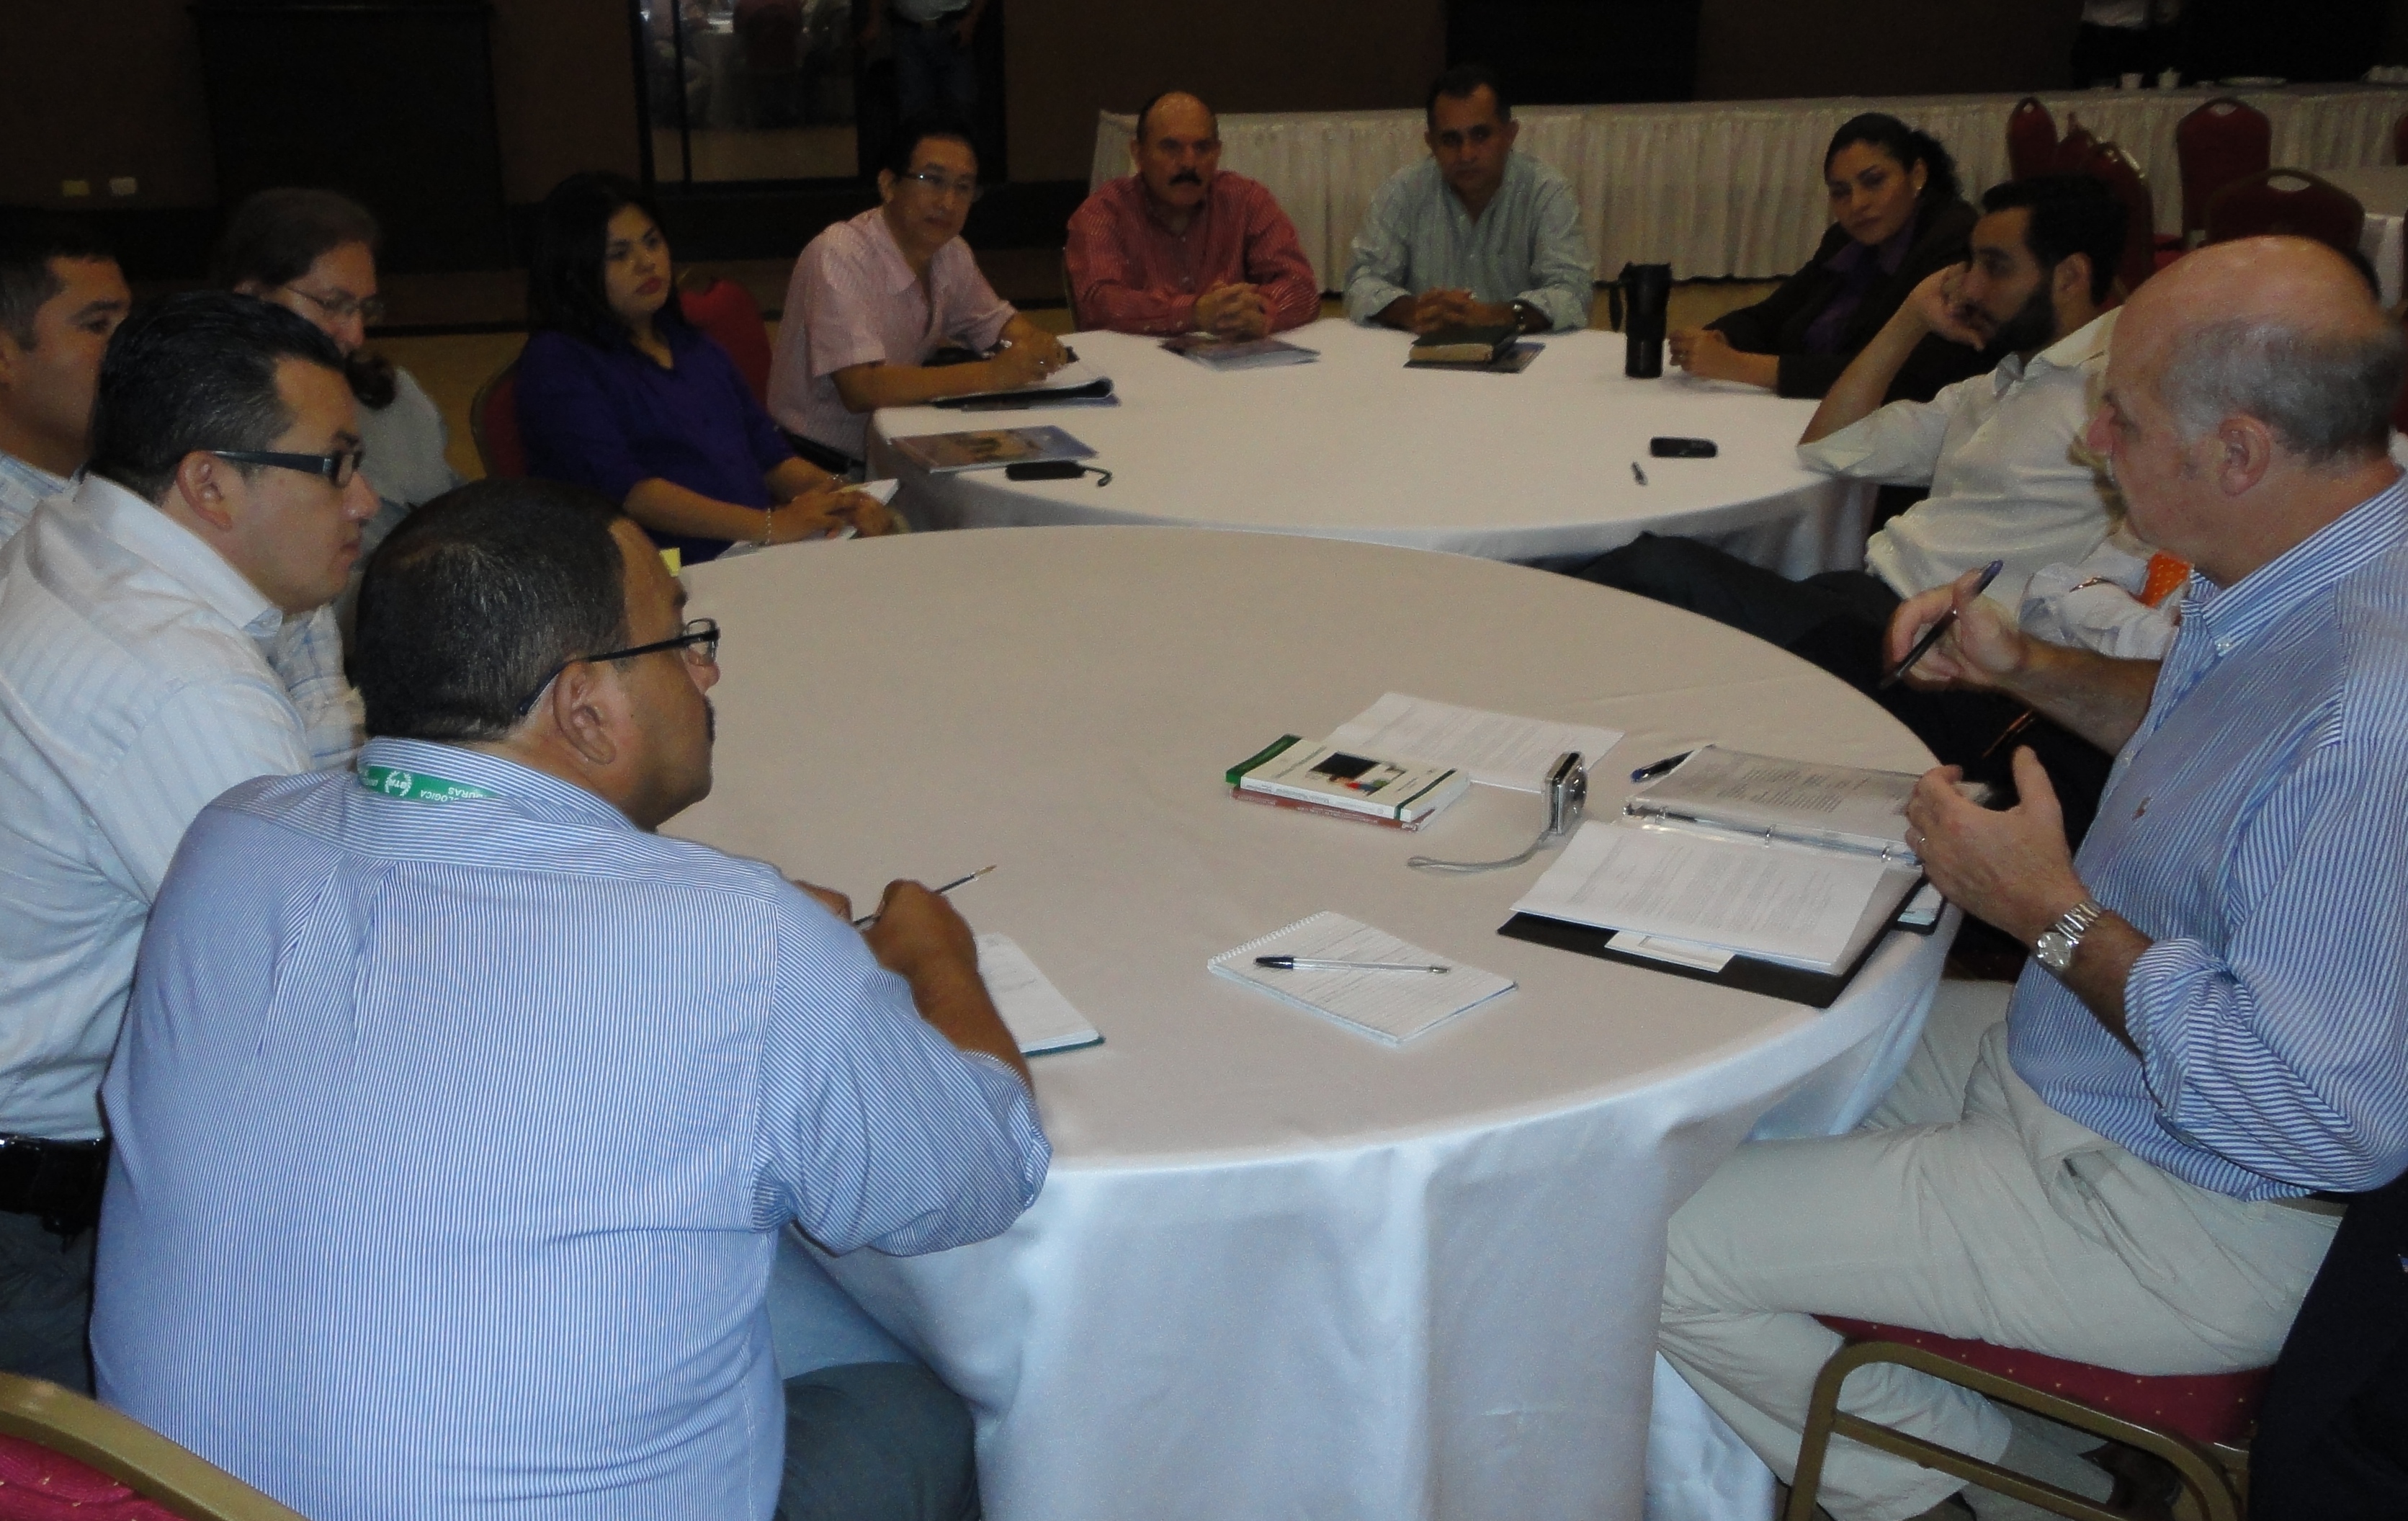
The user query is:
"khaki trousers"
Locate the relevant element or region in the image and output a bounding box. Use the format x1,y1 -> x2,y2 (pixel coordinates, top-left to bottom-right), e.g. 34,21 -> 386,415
1658,982 -> 2339,1521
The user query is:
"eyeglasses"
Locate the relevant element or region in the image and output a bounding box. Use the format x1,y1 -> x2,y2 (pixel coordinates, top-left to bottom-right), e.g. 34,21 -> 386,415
898,169 -> 985,203
210,447 -> 369,488
514,617 -> 721,715
285,285 -> 388,326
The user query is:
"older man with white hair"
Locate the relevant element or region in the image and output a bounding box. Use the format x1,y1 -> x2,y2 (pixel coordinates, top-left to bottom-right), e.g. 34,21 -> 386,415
1655,235 -> 2408,1520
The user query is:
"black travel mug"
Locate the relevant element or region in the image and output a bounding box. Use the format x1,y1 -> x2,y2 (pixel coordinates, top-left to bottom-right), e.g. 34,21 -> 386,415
1620,262 -> 1672,379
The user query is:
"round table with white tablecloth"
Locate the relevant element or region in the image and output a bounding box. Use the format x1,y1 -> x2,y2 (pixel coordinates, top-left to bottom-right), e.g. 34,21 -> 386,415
867,320 -> 1875,572
671,526 -> 1952,1521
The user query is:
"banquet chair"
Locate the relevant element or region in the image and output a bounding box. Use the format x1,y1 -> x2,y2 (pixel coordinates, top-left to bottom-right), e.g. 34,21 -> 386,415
1784,1321 -> 2264,1521
2203,169 -> 2366,259
1058,251 -> 1087,331
469,360 -> 527,479
678,272 -> 774,403
2007,97 -> 2059,182
0,1374 -> 307,1520
2175,98 -> 2273,243
2053,120 -> 2098,177
2075,142 -> 2163,296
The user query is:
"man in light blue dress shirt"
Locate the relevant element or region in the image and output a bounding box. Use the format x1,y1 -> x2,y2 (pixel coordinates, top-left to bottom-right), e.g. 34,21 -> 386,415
0,213 -> 128,543
1343,65 -> 1594,336
1657,237 -> 2408,1520
91,480 -> 1048,1521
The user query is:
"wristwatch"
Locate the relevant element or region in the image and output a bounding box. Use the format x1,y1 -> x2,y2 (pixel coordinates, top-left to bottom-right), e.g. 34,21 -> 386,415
1510,298 -> 1541,333
2033,898 -> 2106,976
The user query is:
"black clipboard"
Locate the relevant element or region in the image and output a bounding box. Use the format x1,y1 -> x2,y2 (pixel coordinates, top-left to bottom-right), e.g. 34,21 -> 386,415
931,377 -> 1116,410
1496,880 -> 1936,1010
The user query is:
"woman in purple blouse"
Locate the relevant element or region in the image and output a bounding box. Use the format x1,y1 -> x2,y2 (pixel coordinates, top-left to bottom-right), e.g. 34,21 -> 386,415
515,173 -> 892,564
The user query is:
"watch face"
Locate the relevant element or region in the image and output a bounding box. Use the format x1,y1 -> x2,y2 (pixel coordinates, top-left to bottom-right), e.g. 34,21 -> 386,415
2036,929 -> 2075,972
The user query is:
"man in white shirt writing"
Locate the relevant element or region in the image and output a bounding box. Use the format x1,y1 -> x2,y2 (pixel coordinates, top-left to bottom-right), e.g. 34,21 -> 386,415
0,292 -> 376,1388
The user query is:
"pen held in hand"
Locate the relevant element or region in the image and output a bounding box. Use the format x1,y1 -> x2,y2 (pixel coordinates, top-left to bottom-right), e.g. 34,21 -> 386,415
1256,957 -> 1451,973
1630,461 -> 1648,486
1877,559 -> 2004,691
851,865 -> 998,928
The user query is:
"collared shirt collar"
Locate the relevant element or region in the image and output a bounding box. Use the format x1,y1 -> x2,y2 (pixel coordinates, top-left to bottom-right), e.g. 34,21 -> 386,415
2183,472 -> 2408,659
1139,175 -> 1214,237
1442,151 -> 1522,226
355,736 -> 636,831
865,206 -> 943,297
0,450 -> 69,500
69,473 -> 284,639
1992,305 -> 2117,396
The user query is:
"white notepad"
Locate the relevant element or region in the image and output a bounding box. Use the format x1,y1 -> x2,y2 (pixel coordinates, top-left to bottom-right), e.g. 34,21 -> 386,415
1209,911 -> 1515,1045
976,933 -> 1101,1055
1328,692 -> 1624,793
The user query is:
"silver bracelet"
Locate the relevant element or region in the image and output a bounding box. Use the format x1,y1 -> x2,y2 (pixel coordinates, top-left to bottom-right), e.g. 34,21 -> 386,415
759,504 -> 776,546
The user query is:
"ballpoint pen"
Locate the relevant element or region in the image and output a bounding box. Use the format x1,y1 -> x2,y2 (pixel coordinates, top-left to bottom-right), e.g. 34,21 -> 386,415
1630,461 -> 1649,486
852,865 -> 998,927
1255,957 -> 1451,973
1629,750 -> 1693,782
1879,559 -> 2004,690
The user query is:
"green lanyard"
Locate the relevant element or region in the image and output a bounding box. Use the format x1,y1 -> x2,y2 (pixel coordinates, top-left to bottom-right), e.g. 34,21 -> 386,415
357,763 -> 499,803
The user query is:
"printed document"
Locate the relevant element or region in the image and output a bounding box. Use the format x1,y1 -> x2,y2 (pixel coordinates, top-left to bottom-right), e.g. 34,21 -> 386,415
1329,693 -> 1624,793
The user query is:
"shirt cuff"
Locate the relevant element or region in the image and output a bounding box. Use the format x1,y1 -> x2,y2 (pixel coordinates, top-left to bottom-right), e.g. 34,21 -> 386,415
1346,280 -> 1409,325
1796,419 -> 1881,476
1519,288 -> 1588,333
958,1049 -> 1049,1208
2123,935 -> 2221,1117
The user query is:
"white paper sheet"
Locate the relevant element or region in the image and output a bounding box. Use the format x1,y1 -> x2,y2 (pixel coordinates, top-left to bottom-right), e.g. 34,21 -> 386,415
1209,911 -> 1515,1045
975,932 -> 1101,1055
1328,692 -> 1625,793
1513,821 -> 1889,971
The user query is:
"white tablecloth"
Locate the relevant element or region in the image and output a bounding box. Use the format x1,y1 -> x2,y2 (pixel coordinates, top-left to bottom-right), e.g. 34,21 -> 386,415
672,526 -> 1952,1521
2316,164 -> 2408,308
1093,85 -> 2408,290
869,321 -> 1874,572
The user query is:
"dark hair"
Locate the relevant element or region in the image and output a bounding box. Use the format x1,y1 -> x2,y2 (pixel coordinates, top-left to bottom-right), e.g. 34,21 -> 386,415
1981,175 -> 2128,304
1425,64 -> 1510,128
1824,114 -> 1960,208
86,291 -> 344,502
354,478 -> 630,741
0,211 -> 115,347
881,113 -> 978,180
1132,90 -> 1217,145
209,187 -> 395,408
527,171 -> 692,350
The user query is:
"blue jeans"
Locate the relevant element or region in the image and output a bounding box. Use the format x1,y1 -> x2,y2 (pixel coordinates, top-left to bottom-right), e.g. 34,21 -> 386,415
769,1229 -> 979,1521
892,17 -> 975,125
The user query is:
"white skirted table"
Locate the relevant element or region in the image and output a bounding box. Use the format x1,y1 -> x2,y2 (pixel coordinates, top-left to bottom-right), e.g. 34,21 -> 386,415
2316,164 -> 2408,309
868,321 -> 1874,572
673,527 -> 1954,1521
1090,84 -> 2408,290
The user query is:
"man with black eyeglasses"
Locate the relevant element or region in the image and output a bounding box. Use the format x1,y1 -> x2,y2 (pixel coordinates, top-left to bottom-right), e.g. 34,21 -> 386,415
0,290 -> 374,1390
91,478 -> 1043,1521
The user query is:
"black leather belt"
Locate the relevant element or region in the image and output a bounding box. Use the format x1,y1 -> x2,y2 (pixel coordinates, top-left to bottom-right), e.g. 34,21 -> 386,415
0,1135 -> 109,1240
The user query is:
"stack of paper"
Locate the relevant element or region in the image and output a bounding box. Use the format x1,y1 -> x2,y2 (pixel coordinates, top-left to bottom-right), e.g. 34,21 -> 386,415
1209,912 -> 1515,1045
975,933 -> 1101,1055
1328,692 -> 1624,793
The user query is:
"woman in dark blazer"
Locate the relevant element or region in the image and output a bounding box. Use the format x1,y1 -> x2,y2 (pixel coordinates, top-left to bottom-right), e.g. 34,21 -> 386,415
1672,115 -> 1988,403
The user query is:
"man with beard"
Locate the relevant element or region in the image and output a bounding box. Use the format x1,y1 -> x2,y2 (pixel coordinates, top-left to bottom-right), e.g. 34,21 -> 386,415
1065,91 -> 1319,339
1572,176 -> 2127,831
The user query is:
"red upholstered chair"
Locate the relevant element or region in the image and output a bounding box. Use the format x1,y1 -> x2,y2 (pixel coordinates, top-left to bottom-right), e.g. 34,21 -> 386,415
2053,120 -> 2098,177
2204,169 -> 2367,258
2077,141 -> 2162,298
2175,98 -> 2272,242
1784,1317 -> 2262,1521
0,1375 -> 305,1520
2007,97 -> 2059,182
678,272 -> 774,403
469,360 -> 526,480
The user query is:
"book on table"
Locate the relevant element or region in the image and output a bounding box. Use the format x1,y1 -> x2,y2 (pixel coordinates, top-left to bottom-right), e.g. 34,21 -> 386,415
1160,333 -> 1321,371
1225,733 -> 1472,830
885,425 -> 1096,474
1406,324 -> 1518,365
1499,746 -> 1939,1006
928,355 -> 1117,410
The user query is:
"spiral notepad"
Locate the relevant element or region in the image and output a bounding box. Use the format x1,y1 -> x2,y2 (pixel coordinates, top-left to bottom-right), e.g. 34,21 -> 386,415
1209,912 -> 1515,1045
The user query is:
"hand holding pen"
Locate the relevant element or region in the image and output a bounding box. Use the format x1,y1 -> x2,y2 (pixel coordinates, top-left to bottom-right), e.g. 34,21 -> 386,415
1879,561 -> 2009,691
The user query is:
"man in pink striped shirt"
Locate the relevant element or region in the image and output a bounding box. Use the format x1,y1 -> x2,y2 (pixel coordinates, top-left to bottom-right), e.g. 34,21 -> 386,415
1065,92 -> 1320,339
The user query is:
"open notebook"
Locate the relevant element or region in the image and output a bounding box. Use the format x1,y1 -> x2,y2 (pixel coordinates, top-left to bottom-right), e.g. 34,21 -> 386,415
1210,912 -> 1515,1045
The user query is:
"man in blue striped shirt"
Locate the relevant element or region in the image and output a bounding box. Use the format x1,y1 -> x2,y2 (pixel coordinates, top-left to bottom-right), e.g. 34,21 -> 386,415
91,481 -> 1048,1521
1658,236 -> 2408,1520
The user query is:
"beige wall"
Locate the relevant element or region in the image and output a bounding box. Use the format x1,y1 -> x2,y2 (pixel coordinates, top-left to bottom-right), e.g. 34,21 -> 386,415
0,0 -> 638,210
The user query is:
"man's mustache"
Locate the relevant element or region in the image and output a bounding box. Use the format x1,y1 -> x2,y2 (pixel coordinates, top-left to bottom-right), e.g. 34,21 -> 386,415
1171,171 -> 1203,185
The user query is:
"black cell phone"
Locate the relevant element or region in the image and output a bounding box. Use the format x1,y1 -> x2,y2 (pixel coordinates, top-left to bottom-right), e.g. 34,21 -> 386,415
1649,437 -> 1718,458
1006,460 -> 1087,481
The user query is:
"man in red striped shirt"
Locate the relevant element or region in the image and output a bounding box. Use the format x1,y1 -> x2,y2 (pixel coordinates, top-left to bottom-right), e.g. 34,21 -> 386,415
1065,92 -> 1320,339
